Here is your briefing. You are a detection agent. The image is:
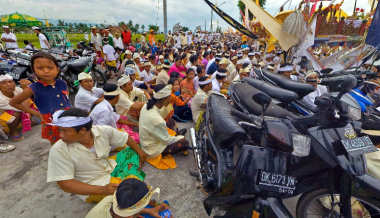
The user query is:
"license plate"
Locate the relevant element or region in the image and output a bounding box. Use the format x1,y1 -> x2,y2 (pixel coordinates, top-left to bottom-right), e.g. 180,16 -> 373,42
256,170 -> 297,195
341,136 -> 377,155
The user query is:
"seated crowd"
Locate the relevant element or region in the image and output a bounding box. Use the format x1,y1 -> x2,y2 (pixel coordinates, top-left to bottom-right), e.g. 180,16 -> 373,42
2,31 -> 380,217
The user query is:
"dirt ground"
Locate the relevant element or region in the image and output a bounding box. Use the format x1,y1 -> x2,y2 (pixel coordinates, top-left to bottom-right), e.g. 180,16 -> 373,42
0,124 -> 297,218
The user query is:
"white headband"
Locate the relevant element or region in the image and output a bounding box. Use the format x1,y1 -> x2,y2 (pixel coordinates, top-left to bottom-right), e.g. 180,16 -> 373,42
153,85 -> 172,99
278,65 -> 293,72
198,79 -> 212,85
118,75 -> 131,87
51,110 -> 92,128
216,71 -> 227,77
0,74 -> 13,82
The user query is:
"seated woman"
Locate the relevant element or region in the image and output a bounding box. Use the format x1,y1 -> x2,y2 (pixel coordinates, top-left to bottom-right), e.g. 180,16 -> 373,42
139,84 -> 189,170
180,68 -> 196,100
74,72 -> 104,112
302,71 -> 328,109
0,74 -> 31,141
171,78 -> 193,122
90,83 -> 139,143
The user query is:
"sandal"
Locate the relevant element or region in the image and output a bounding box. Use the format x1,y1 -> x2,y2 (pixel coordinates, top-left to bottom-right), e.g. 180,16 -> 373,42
0,143 -> 16,153
11,134 -> 24,142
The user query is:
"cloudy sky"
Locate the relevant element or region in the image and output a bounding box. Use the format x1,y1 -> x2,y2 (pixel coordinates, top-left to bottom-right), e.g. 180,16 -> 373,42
0,0 -> 373,31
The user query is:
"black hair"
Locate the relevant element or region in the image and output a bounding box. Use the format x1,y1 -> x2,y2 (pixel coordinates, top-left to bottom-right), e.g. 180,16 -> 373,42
103,83 -> 119,101
168,77 -> 178,85
196,66 -> 203,75
147,84 -> 168,110
189,55 -> 197,64
31,51 -> 59,74
170,71 -> 180,80
181,53 -> 187,60
116,179 -> 149,209
199,76 -> 211,89
216,74 -> 226,80
58,108 -> 93,132
24,40 -> 30,45
242,63 -> 250,69
187,68 -> 195,75
174,55 -> 181,62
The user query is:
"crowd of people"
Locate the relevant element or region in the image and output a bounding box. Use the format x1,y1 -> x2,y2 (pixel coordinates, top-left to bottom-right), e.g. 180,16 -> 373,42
2,22 -> 380,217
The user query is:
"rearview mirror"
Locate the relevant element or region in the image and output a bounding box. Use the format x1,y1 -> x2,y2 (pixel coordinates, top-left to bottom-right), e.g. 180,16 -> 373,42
253,92 -> 271,114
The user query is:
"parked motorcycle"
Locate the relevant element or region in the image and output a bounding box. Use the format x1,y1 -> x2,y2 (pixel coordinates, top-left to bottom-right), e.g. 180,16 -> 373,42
191,75 -> 380,218
59,53 -> 106,95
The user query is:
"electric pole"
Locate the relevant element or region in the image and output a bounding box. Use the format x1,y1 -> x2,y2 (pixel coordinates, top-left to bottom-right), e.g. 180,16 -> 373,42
163,0 -> 168,35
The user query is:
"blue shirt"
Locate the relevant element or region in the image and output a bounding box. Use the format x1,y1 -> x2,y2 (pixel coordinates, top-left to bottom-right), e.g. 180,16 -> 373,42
349,88 -> 373,112
30,79 -> 72,114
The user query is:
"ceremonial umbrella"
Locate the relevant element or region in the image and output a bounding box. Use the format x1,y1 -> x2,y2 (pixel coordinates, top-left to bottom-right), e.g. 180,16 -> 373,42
0,12 -> 42,27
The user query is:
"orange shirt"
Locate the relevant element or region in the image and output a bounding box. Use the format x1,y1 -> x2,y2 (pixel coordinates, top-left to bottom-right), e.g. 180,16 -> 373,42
180,79 -> 196,99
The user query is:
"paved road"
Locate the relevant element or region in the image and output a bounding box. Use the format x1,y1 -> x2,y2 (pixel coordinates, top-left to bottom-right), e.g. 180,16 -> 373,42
0,124 -> 297,218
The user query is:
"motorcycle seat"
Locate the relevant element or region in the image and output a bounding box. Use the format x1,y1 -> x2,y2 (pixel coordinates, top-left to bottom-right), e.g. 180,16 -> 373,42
230,83 -> 299,119
67,57 -> 91,73
262,70 -> 315,98
59,61 -> 67,69
243,78 -> 299,103
208,94 -> 247,148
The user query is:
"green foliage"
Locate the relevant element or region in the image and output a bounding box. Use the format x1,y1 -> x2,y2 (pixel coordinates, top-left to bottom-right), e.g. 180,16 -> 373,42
14,33 -> 165,49
182,26 -> 189,32
148,25 -> 159,33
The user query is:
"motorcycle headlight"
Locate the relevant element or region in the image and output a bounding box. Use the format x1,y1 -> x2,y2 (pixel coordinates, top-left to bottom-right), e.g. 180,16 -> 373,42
291,133 -> 311,157
347,105 -> 361,121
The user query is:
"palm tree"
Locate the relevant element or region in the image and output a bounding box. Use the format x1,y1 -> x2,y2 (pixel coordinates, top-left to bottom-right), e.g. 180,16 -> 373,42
141,24 -> 145,32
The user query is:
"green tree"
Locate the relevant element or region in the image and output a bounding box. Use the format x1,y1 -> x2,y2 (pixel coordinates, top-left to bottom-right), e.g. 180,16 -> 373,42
58,19 -> 65,26
141,24 -> 145,32
148,24 -> 159,32
134,24 -> 140,33
182,26 -> 189,32
118,21 -> 126,27
127,20 -> 133,30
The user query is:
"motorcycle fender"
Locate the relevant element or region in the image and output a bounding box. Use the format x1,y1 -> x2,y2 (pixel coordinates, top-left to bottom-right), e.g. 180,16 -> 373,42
254,197 -> 293,218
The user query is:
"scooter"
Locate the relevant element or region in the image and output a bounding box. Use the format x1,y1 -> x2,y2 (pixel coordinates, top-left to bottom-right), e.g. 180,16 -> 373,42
191,75 -> 380,218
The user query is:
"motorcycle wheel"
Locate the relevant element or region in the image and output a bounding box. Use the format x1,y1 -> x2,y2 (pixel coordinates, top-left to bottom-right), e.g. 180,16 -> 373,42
92,68 -> 106,87
195,114 -> 218,193
296,188 -> 380,218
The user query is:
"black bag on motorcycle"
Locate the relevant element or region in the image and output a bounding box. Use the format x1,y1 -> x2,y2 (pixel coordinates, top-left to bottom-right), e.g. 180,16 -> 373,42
234,145 -> 289,197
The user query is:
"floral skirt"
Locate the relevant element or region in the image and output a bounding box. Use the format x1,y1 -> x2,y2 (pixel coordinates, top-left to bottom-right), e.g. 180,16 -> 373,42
41,114 -> 60,144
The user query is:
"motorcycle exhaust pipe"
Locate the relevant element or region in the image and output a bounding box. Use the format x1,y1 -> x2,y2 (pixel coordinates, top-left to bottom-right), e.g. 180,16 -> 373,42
190,128 -> 204,184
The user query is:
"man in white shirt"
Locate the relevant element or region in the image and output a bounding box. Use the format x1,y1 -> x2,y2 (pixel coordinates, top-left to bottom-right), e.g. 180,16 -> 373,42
32,26 -> 50,49
47,108 -> 147,202
116,75 -> 148,115
212,70 -> 227,93
191,76 -> 213,124
102,39 -> 116,62
1,26 -> 18,49
90,26 -> 102,51
140,62 -> 154,82
74,72 -> 104,112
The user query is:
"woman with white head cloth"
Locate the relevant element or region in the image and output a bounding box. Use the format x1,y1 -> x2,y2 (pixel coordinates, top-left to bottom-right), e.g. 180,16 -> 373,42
212,69 -> 228,93
139,84 -> 189,169
302,71 -> 328,109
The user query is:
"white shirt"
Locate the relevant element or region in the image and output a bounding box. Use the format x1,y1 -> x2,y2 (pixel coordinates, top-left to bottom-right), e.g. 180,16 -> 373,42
116,87 -> 146,115
212,78 -> 221,92
302,85 -> 328,108
102,44 -> 116,61
38,33 -> 49,49
74,86 -> 104,112
114,37 -> 124,50
47,125 -> 128,201
90,100 -> 120,128
25,44 -> 34,50
139,105 -> 184,158
139,70 -> 154,82
191,88 -> 209,123
1,32 -> 18,49
0,87 -> 22,111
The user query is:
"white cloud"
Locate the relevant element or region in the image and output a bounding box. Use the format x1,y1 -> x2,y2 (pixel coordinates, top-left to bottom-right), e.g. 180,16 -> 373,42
0,0 -> 373,31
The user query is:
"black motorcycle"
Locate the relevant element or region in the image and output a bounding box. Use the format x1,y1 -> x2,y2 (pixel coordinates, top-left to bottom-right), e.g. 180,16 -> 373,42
59,54 -> 106,95
191,75 -> 380,218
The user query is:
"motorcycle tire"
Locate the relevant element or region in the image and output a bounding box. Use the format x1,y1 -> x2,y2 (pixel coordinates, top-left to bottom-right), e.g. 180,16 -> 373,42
296,188 -> 380,218
92,68 -> 107,87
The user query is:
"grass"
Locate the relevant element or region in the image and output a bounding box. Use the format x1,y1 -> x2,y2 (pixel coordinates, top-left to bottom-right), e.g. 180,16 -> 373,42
14,33 -> 165,49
